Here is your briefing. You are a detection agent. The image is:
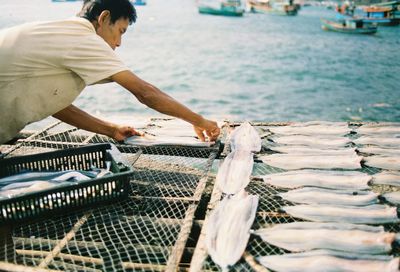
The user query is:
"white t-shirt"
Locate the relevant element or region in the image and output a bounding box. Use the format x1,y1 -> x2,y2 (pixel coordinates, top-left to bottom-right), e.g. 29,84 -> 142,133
0,17 -> 129,143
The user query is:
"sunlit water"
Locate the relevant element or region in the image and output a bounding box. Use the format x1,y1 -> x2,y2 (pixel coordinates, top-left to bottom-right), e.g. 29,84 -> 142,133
1,0 -> 399,128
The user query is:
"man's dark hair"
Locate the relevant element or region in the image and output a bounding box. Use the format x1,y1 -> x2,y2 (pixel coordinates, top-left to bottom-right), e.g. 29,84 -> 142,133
78,0 -> 137,25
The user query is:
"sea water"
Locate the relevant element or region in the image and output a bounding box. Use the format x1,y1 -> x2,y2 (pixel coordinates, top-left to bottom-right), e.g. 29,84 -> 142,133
1,0 -> 399,125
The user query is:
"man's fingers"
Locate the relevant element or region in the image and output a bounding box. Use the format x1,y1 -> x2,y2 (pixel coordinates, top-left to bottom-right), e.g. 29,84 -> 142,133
126,126 -> 143,137
134,129 -> 144,136
207,127 -> 220,141
194,127 -> 206,142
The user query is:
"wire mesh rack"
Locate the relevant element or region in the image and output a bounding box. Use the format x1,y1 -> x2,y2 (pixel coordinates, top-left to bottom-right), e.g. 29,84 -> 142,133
0,120 -> 224,272
2,121 -> 400,271
189,122 -> 400,272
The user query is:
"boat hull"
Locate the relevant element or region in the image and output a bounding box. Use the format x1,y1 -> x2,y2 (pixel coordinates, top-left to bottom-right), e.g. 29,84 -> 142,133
361,18 -> 399,26
247,1 -> 298,16
251,6 -> 297,15
198,6 -> 244,16
321,19 -> 377,34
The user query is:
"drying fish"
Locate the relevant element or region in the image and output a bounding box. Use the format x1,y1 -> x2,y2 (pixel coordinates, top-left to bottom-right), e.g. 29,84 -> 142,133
260,169 -> 371,190
0,181 -> 61,199
216,150 -> 254,195
269,145 -> 356,156
358,146 -> 400,156
254,222 -> 396,254
291,121 -> 349,127
354,136 -> 400,148
0,170 -> 98,188
125,135 -> 213,147
266,125 -> 351,136
150,118 -> 225,129
364,156 -> 400,171
145,126 -> 197,138
282,204 -> 400,224
279,187 -> 378,206
372,172 -> 400,186
206,192 -> 258,271
149,118 -> 192,128
269,135 -> 351,148
257,221 -> 385,231
356,125 -> 400,135
229,122 -> 261,152
382,192 -> 400,205
259,154 -> 362,170
258,249 -> 400,272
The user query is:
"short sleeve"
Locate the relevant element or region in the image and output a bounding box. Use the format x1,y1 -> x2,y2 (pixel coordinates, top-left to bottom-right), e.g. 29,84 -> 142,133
63,35 -> 129,85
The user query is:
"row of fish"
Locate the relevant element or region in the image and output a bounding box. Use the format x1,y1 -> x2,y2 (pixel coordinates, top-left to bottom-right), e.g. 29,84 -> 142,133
255,160 -> 400,270
206,123 -> 261,270
229,122 -> 400,271
263,122 -> 400,136
124,118 -> 226,146
260,169 -> 400,189
260,123 -> 400,171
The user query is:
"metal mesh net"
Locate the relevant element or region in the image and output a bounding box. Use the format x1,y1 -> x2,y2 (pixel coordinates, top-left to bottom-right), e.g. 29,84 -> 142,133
2,121 -> 400,271
191,122 -> 400,272
0,120 -> 221,271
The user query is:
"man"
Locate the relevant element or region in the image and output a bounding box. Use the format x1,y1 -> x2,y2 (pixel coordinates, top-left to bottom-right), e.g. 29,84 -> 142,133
0,0 -> 220,144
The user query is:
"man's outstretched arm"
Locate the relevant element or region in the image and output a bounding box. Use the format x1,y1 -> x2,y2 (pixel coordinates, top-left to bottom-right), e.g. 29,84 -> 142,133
52,104 -> 142,141
111,70 -> 220,141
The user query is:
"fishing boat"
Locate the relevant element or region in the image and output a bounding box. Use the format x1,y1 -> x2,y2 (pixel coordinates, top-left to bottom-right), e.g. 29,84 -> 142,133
198,0 -> 245,16
335,1 -> 356,16
321,18 -> 378,34
247,0 -> 299,16
359,5 -> 399,26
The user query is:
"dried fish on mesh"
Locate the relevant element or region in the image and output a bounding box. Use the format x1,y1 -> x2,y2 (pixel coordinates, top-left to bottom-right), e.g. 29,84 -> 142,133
259,154 -> 362,170
354,136 -> 400,148
216,150 -> 254,195
355,125 -> 400,135
268,135 -> 351,148
266,125 -> 351,136
282,204 -> 400,224
358,146 -> 400,156
279,187 -> 379,206
382,192 -> 400,205
372,172 -> 400,186
258,249 -> 400,272
268,145 -> 357,156
0,170 -> 103,199
206,192 -> 259,270
260,170 -> 371,190
229,122 -> 261,152
125,135 -> 213,147
291,121 -> 349,127
254,222 -> 396,254
149,118 -> 225,129
145,127 -> 197,137
364,156 -> 400,171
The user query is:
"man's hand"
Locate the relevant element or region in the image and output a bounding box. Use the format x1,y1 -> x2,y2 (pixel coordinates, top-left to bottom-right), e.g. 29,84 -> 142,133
194,119 -> 220,142
112,125 -> 143,142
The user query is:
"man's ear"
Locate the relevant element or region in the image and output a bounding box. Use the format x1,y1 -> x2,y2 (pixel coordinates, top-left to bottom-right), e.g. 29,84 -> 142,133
97,10 -> 111,26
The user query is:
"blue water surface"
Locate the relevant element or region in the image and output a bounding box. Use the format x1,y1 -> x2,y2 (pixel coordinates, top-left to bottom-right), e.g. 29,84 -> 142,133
1,0 -> 399,124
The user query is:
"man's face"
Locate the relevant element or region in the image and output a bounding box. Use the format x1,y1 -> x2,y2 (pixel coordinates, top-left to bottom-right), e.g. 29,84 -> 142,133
96,16 -> 129,50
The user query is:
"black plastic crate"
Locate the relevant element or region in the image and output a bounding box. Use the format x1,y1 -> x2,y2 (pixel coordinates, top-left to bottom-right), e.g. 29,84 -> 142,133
0,144 -> 133,224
